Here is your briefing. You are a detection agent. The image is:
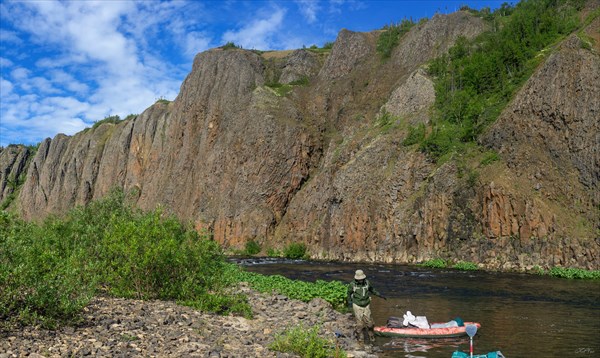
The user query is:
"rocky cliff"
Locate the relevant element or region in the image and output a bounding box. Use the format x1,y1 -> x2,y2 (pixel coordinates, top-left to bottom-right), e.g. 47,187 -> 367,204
1,10 -> 598,271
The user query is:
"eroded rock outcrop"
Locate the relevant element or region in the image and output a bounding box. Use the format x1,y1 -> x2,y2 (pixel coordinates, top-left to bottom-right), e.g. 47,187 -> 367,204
0,145 -> 31,206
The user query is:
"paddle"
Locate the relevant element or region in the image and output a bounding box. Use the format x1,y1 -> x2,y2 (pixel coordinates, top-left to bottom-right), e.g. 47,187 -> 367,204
465,324 -> 478,358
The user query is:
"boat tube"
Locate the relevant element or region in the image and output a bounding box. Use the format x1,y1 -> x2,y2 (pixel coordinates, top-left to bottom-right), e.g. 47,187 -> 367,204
374,322 -> 481,338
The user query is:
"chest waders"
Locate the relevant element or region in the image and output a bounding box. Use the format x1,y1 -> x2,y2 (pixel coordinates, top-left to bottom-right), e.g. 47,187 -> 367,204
350,282 -> 375,344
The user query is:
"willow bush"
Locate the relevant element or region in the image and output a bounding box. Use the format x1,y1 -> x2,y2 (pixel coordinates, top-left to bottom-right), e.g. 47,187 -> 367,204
0,189 -> 249,328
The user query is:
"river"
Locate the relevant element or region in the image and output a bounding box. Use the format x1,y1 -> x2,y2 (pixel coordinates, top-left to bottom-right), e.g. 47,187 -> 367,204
236,258 -> 600,358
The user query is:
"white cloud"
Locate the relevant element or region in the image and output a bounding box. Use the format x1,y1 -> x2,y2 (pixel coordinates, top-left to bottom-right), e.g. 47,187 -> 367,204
0,29 -> 22,44
0,77 -> 13,96
185,31 -> 212,56
48,70 -> 89,95
0,0 -> 195,146
222,8 -> 287,50
0,57 -> 13,69
296,0 -> 320,23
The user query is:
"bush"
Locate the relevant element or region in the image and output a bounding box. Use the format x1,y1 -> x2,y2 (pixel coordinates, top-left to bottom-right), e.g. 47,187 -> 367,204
244,240 -> 261,255
267,247 -> 283,257
0,212 -> 97,328
0,189 -> 251,328
221,41 -> 241,50
403,123 -> 426,146
322,41 -> 334,49
270,324 -> 347,358
376,19 -> 415,59
420,258 -> 447,268
548,267 -> 600,280
92,115 -> 122,129
452,261 -> 479,271
284,242 -> 308,259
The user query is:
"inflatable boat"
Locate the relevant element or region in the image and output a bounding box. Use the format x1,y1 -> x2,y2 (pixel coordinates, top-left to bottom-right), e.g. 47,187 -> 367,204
374,322 -> 481,338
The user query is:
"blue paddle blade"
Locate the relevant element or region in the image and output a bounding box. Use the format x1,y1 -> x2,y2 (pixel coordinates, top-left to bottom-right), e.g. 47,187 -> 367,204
466,324 -> 478,337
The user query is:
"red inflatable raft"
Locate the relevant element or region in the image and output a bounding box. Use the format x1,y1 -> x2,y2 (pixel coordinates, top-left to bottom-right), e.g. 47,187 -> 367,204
374,322 -> 481,338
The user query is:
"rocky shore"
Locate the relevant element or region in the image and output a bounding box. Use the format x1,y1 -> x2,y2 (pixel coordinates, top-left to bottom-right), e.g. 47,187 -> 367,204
0,284 -> 378,357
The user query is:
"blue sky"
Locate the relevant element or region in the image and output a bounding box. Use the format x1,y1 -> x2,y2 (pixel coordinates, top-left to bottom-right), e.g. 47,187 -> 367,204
0,0 -> 507,147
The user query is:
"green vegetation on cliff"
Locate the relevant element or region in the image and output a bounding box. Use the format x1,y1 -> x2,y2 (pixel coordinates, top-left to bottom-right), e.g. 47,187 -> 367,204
412,0 -> 584,160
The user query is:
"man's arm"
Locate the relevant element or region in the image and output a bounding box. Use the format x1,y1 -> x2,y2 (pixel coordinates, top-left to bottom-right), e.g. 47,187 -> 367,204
347,283 -> 354,307
369,285 -> 387,300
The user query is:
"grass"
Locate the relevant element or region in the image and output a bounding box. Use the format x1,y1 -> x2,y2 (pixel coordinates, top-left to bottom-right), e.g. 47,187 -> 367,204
270,323 -> 347,358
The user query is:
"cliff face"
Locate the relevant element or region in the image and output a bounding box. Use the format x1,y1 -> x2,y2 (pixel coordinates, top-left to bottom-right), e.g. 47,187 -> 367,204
4,11 -> 599,270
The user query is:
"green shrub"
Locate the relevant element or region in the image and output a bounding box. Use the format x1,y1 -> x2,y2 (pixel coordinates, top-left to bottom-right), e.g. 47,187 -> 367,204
267,248 -> 283,257
0,212 -> 97,328
289,76 -> 309,86
92,115 -> 122,129
244,240 -> 261,255
452,261 -> 479,271
270,323 -> 347,358
403,123 -> 426,146
548,267 -> 600,280
222,41 -> 241,50
376,19 -> 415,59
284,242 -> 308,259
420,258 -> 447,268
265,82 -> 293,97
322,41 -> 334,49
123,113 -> 138,121
155,97 -> 170,104
0,189 -> 251,328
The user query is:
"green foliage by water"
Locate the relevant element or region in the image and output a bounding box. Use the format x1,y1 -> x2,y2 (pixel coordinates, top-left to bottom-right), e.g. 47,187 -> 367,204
234,269 -> 347,310
420,258 -> 448,268
412,0 -> 583,160
452,261 -> 479,271
546,267 -> 600,279
0,189 -> 250,328
283,242 -> 308,259
244,240 -> 261,255
269,323 -> 347,358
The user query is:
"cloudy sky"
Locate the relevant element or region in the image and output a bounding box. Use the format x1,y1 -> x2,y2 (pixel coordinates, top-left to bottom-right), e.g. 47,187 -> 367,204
0,0 -> 505,147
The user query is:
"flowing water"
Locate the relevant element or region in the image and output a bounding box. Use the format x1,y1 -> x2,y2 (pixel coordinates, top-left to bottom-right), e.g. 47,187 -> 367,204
236,258 -> 600,358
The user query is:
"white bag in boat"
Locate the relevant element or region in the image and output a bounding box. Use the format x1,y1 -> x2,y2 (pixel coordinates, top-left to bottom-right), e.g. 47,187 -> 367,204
402,311 -> 430,329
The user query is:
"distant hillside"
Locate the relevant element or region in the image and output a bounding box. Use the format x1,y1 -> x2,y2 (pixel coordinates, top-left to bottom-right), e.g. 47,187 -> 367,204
1,0 -> 598,271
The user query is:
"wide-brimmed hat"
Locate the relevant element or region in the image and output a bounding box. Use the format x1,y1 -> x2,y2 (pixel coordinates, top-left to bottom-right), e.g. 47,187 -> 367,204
354,269 -> 366,280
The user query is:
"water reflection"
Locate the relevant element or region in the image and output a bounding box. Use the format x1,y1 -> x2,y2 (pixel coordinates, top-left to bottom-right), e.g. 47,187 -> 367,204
382,337 -> 464,357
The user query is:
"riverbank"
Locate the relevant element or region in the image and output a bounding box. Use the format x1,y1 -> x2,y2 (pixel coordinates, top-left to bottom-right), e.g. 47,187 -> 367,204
0,283 -> 377,358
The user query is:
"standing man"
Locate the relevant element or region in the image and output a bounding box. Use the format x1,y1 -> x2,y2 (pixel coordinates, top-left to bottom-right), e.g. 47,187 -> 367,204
347,269 -> 386,344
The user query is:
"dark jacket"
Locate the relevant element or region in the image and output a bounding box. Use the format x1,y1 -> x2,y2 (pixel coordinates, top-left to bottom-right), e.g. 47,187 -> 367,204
347,279 -> 381,307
